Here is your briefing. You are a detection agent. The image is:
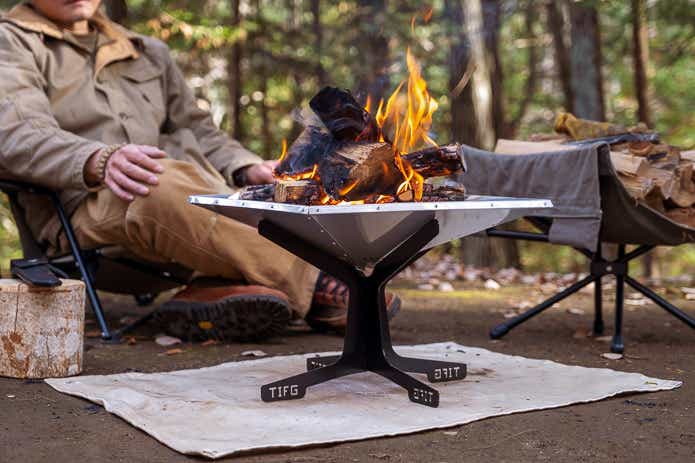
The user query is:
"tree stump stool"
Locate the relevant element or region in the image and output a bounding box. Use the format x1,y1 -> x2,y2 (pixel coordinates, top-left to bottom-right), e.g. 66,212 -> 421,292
0,279 -> 85,378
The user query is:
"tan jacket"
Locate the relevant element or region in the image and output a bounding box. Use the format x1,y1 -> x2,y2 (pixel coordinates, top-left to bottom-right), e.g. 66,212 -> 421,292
0,4 -> 261,247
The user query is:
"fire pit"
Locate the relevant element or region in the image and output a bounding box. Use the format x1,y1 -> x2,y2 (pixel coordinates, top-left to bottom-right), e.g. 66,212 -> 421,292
189,195 -> 552,407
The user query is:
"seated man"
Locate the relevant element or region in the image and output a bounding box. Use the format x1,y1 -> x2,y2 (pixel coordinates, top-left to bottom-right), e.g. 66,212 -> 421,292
0,0 -> 400,341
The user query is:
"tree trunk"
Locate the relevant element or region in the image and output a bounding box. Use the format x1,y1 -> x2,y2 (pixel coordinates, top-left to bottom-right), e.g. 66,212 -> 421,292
482,0 -> 506,139
546,0 -> 574,113
462,0 -> 496,150
507,1 -> 539,136
227,0 -> 244,139
310,0 -> 327,87
447,0 -> 519,269
355,0 -> 390,103
632,0 -> 652,127
569,1 -> 605,121
255,0 -> 271,156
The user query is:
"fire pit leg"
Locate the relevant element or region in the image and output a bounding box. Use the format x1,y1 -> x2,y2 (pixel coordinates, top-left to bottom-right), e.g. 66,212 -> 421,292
258,218 -> 466,407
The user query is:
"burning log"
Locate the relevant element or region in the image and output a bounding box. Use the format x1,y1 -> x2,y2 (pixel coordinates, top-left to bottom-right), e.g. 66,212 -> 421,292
317,142 -> 404,201
274,126 -> 333,177
239,184 -> 275,202
316,142 -> 466,201
402,144 -> 466,177
421,184 -> 467,202
274,180 -> 322,204
309,87 -> 380,142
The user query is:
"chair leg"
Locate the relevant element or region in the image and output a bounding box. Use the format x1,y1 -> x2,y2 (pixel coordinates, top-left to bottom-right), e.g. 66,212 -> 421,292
594,276 -> 604,336
593,246 -> 604,335
625,276 -> 695,329
611,245 -> 626,354
50,194 -> 114,341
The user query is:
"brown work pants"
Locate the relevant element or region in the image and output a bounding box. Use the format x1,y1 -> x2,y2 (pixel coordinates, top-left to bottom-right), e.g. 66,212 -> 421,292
67,158 -> 318,316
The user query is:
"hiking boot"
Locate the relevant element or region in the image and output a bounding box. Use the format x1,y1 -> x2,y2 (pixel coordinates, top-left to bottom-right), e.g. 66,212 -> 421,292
306,272 -> 401,334
154,281 -> 292,342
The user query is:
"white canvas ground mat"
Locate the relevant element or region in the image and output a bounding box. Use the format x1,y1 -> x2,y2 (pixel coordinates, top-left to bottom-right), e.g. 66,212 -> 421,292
46,342 -> 681,459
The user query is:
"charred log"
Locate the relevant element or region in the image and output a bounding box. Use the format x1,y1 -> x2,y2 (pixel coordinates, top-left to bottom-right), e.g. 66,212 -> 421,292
274,126 -> 334,176
309,87 -> 380,142
317,142 -> 403,200
402,144 -> 466,177
239,184 -> 275,201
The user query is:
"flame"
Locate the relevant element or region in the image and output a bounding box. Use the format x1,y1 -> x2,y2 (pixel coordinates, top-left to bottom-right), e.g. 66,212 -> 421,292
273,27 -> 439,205
338,179 -> 360,196
277,138 -> 288,163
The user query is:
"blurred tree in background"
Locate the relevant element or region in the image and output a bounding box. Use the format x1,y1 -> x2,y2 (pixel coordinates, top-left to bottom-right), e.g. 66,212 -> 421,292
0,0 -> 693,274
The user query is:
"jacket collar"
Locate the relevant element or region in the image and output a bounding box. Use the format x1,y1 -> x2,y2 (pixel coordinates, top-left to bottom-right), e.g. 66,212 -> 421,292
3,3 -> 141,74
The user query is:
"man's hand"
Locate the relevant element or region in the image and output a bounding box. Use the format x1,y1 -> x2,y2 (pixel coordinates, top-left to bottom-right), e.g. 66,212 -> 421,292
86,144 -> 166,201
240,160 -> 279,186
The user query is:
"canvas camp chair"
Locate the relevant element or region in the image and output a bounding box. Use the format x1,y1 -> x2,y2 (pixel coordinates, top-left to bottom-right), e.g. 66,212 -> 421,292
0,179 -> 194,341
458,141 -> 695,353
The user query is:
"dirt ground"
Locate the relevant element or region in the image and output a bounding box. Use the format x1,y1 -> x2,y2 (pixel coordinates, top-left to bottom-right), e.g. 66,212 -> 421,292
1,283 -> 693,462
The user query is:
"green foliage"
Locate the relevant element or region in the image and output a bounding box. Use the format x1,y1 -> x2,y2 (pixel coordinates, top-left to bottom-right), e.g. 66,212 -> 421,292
0,0 -> 693,273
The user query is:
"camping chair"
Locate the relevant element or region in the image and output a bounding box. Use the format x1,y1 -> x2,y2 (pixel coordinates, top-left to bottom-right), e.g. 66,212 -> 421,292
458,142 -> 695,353
0,180 -> 194,341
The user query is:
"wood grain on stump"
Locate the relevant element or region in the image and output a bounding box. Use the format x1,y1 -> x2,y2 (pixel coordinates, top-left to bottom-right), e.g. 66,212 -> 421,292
0,279 -> 85,379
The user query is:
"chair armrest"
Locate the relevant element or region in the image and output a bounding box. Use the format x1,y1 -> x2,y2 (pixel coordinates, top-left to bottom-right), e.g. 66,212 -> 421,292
0,179 -> 52,195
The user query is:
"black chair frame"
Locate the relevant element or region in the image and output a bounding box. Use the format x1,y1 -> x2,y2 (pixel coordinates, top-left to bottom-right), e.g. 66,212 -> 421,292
1,180 -> 190,342
486,219 -> 695,353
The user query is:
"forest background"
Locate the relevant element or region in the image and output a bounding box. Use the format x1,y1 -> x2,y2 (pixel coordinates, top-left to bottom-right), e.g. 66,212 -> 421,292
0,0 -> 693,278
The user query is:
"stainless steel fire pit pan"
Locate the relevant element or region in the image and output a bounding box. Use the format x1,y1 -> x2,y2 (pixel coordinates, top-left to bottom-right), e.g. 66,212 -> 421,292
189,195 -> 552,269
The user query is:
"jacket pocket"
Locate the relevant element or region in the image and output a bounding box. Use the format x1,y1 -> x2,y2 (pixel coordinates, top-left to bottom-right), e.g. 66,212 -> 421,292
118,62 -> 166,130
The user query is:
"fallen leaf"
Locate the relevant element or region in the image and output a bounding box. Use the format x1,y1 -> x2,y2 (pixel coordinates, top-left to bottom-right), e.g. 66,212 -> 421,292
601,352 -> 623,360
594,335 -> 612,342
201,339 -> 219,347
572,328 -> 591,339
484,279 -> 501,290
126,336 -> 137,346
164,348 -> 184,356
155,335 -> 182,347
503,310 -> 518,319
443,431 -> 458,436
417,283 -> 434,291
241,350 -> 268,357
566,307 -> 585,315
6,394 -> 15,399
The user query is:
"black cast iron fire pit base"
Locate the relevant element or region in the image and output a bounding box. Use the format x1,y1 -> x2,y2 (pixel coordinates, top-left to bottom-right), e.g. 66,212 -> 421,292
258,219 -> 466,408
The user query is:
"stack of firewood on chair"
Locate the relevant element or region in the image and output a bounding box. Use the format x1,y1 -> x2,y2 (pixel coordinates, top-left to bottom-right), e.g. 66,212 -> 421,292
496,112 -> 695,229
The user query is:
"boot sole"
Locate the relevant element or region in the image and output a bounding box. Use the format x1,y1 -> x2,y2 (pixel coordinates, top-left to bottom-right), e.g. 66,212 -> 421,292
153,295 -> 291,342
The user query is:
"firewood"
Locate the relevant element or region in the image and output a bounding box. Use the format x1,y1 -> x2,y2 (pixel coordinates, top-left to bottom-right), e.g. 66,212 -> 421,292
0,279 -> 85,379
421,184 -> 467,202
667,163 -> 695,208
239,184 -> 275,202
309,87 -> 380,142
618,173 -> 655,201
665,207 -> 695,229
274,126 -> 334,177
681,150 -> 695,163
318,142 -> 403,200
610,152 -> 649,177
274,180 -> 322,205
401,144 -> 467,177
